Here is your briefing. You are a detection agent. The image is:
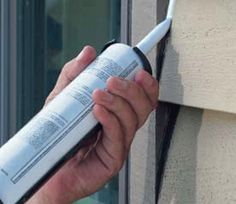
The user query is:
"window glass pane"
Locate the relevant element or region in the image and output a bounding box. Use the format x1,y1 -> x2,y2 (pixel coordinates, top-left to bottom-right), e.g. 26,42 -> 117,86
45,0 -> 121,98
17,0 -> 121,203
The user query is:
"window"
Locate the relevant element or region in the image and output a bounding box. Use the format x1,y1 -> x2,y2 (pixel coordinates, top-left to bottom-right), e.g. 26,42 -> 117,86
17,0 -> 121,128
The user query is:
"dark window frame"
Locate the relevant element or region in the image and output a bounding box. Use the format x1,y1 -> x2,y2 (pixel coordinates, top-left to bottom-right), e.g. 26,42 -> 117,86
0,0 -> 15,144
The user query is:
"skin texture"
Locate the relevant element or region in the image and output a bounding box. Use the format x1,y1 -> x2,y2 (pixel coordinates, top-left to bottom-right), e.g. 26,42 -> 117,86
27,46 -> 159,204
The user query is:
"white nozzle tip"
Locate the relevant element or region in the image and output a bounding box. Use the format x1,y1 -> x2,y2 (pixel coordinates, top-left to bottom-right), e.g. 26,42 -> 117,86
136,19 -> 171,55
135,0 -> 176,55
167,0 -> 176,19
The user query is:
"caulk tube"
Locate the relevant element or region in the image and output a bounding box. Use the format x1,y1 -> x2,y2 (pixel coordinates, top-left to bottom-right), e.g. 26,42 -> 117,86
0,43 -> 151,204
0,7 -> 174,203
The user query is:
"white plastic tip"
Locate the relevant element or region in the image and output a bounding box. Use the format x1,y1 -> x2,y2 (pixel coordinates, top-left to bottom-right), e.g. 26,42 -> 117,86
167,0 -> 176,19
136,19 -> 171,55
135,0 -> 176,55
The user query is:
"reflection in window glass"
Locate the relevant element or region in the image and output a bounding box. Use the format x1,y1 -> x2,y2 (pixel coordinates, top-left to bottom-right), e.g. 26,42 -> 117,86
45,0 -> 121,95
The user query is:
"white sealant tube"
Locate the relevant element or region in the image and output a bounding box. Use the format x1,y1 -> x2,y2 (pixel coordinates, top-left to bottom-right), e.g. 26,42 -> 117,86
0,44 -> 149,204
0,1 -> 175,202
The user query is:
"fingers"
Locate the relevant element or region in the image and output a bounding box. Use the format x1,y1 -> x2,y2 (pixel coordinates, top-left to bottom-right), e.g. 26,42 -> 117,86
45,46 -> 96,105
134,70 -> 159,108
106,72 -> 158,128
92,89 -> 138,147
92,105 -> 126,174
92,70 -> 158,156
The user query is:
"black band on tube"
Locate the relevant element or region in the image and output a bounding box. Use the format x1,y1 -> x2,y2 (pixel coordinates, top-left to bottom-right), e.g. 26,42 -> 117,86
100,39 -> 117,53
0,200 -> 3,204
101,41 -> 152,75
133,47 -> 152,75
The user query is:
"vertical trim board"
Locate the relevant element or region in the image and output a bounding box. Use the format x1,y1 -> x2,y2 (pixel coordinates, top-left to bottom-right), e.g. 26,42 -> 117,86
130,0 -> 157,203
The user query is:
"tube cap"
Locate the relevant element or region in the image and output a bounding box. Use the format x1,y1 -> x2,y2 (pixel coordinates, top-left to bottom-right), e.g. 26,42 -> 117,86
133,47 -> 152,75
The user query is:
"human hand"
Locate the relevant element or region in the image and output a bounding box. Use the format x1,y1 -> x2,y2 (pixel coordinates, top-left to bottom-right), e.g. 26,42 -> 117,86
27,46 -> 159,204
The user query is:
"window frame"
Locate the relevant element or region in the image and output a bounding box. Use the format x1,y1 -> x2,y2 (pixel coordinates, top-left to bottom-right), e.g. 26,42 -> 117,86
119,1 -> 132,204
0,0 -> 19,144
0,0 -> 8,144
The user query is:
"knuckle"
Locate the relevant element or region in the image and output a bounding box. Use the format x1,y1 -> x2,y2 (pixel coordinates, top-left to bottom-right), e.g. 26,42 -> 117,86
63,61 -> 72,70
61,62 -> 73,78
147,78 -> 158,91
133,81 -> 142,92
106,77 -> 117,90
112,97 -> 124,112
45,94 -> 54,104
44,98 -> 51,106
45,89 -> 60,105
63,66 -> 69,76
128,82 -> 142,98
